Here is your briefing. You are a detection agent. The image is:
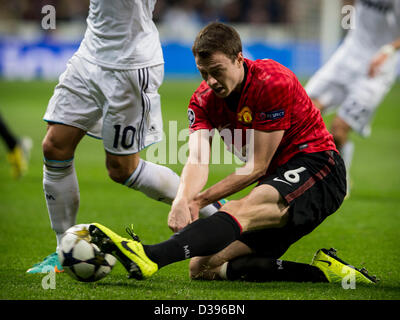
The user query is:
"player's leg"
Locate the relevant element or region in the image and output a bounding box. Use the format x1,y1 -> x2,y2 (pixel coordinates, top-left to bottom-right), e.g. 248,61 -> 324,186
330,115 -> 353,197
217,184 -> 290,231
41,56 -> 103,252
188,240 -> 252,280
88,154 -> 313,278
28,55 -> 103,273
334,71 -> 395,196
304,57 -> 348,115
0,112 -> 18,151
27,123 -> 85,274
190,245 -> 376,284
139,179 -> 292,270
305,65 -> 352,196
188,225 -> 327,282
88,174 -> 291,279
106,151 -> 181,204
0,113 -> 32,179
188,240 -> 326,283
88,150 -> 347,279
191,150 -> 362,284
42,122 -> 85,245
221,151 -> 377,284
107,150 -> 222,215
189,203 -> 328,283
220,254 -> 328,282
306,80 -> 352,178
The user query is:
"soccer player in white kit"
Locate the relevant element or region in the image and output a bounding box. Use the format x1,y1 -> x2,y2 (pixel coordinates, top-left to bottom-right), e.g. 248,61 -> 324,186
305,0 -> 400,196
27,0 -> 221,273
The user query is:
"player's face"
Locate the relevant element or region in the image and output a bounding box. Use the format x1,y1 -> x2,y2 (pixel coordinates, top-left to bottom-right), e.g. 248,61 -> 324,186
196,51 -> 245,98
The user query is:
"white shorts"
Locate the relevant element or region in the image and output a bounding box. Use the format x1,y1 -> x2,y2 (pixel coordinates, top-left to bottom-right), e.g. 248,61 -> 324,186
305,43 -> 398,137
44,54 -> 164,154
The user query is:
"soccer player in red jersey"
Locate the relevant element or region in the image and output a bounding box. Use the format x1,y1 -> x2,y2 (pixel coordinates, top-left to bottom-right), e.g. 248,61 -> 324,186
89,22 -> 377,284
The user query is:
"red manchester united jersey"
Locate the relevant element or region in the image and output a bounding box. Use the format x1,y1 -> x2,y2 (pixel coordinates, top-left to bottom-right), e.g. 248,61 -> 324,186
188,58 -> 337,174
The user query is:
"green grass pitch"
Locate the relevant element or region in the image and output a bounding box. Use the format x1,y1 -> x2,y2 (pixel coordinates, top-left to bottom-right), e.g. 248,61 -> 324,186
0,79 -> 399,300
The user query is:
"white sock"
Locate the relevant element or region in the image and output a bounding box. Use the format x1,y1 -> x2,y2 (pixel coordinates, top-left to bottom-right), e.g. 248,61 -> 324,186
219,261 -> 229,280
199,203 -> 220,218
124,159 -> 219,216
124,159 -> 180,204
339,141 -> 354,194
43,158 -> 79,252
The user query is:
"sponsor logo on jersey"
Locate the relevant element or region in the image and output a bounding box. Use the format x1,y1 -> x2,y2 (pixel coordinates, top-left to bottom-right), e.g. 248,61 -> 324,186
258,109 -> 285,121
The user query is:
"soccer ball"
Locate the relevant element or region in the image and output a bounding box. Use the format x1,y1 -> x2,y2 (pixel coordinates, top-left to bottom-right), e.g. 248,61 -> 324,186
58,224 -> 117,282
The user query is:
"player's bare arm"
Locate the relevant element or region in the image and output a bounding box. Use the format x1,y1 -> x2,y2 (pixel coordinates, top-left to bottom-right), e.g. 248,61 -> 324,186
192,129 -> 285,211
168,129 -> 212,232
369,37 -> 400,77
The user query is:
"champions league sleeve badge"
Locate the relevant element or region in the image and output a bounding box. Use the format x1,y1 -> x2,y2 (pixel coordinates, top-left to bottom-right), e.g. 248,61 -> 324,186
188,108 -> 195,127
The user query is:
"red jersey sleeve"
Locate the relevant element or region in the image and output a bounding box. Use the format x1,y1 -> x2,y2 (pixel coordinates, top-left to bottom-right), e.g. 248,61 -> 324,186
253,73 -> 293,132
188,84 -> 214,133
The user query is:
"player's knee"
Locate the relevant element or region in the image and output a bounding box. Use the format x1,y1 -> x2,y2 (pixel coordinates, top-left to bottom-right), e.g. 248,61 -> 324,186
106,159 -> 137,184
189,258 -> 204,280
107,165 -> 129,184
106,153 -> 140,184
189,258 -> 218,280
42,135 -> 71,160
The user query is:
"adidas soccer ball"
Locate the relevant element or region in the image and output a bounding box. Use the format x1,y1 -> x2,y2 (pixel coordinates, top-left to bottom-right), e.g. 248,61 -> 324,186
58,224 -> 117,282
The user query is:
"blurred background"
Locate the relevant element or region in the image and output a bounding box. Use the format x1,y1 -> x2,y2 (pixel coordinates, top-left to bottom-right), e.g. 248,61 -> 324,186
0,0 -> 360,80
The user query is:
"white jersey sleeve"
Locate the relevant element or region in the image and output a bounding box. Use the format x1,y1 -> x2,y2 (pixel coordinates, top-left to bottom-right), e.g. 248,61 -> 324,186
76,0 -> 164,70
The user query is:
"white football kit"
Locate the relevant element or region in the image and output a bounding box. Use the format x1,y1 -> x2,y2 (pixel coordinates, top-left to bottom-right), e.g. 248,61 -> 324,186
44,0 -> 164,154
306,0 -> 400,137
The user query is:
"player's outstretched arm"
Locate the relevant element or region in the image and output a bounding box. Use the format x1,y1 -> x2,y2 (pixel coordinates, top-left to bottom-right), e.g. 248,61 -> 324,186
168,129 -> 212,232
193,129 -> 284,210
368,37 -> 400,77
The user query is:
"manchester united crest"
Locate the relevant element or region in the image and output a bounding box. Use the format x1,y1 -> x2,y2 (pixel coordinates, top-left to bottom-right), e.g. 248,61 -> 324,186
237,106 -> 253,125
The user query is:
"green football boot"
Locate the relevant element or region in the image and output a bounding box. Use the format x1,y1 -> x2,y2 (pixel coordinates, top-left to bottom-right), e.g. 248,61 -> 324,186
26,252 -> 64,274
89,223 -> 158,280
311,248 -> 378,285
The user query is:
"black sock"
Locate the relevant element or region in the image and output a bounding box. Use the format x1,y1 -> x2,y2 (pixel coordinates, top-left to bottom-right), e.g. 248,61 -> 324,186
0,114 -> 17,151
226,254 -> 328,283
144,211 -> 242,268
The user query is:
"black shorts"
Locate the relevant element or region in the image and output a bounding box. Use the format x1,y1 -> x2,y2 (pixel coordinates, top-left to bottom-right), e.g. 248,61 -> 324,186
238,150 -> 346,258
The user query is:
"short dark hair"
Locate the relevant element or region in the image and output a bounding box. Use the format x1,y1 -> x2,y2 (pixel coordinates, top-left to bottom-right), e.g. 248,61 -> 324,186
192,22 -> 242,62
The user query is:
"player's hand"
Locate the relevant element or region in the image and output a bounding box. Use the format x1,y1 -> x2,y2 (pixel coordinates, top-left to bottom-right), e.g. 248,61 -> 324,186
188,200 -> 200,222
368,52 -> 388,77
368,45 -> 395,78
168,199 -> 192,233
